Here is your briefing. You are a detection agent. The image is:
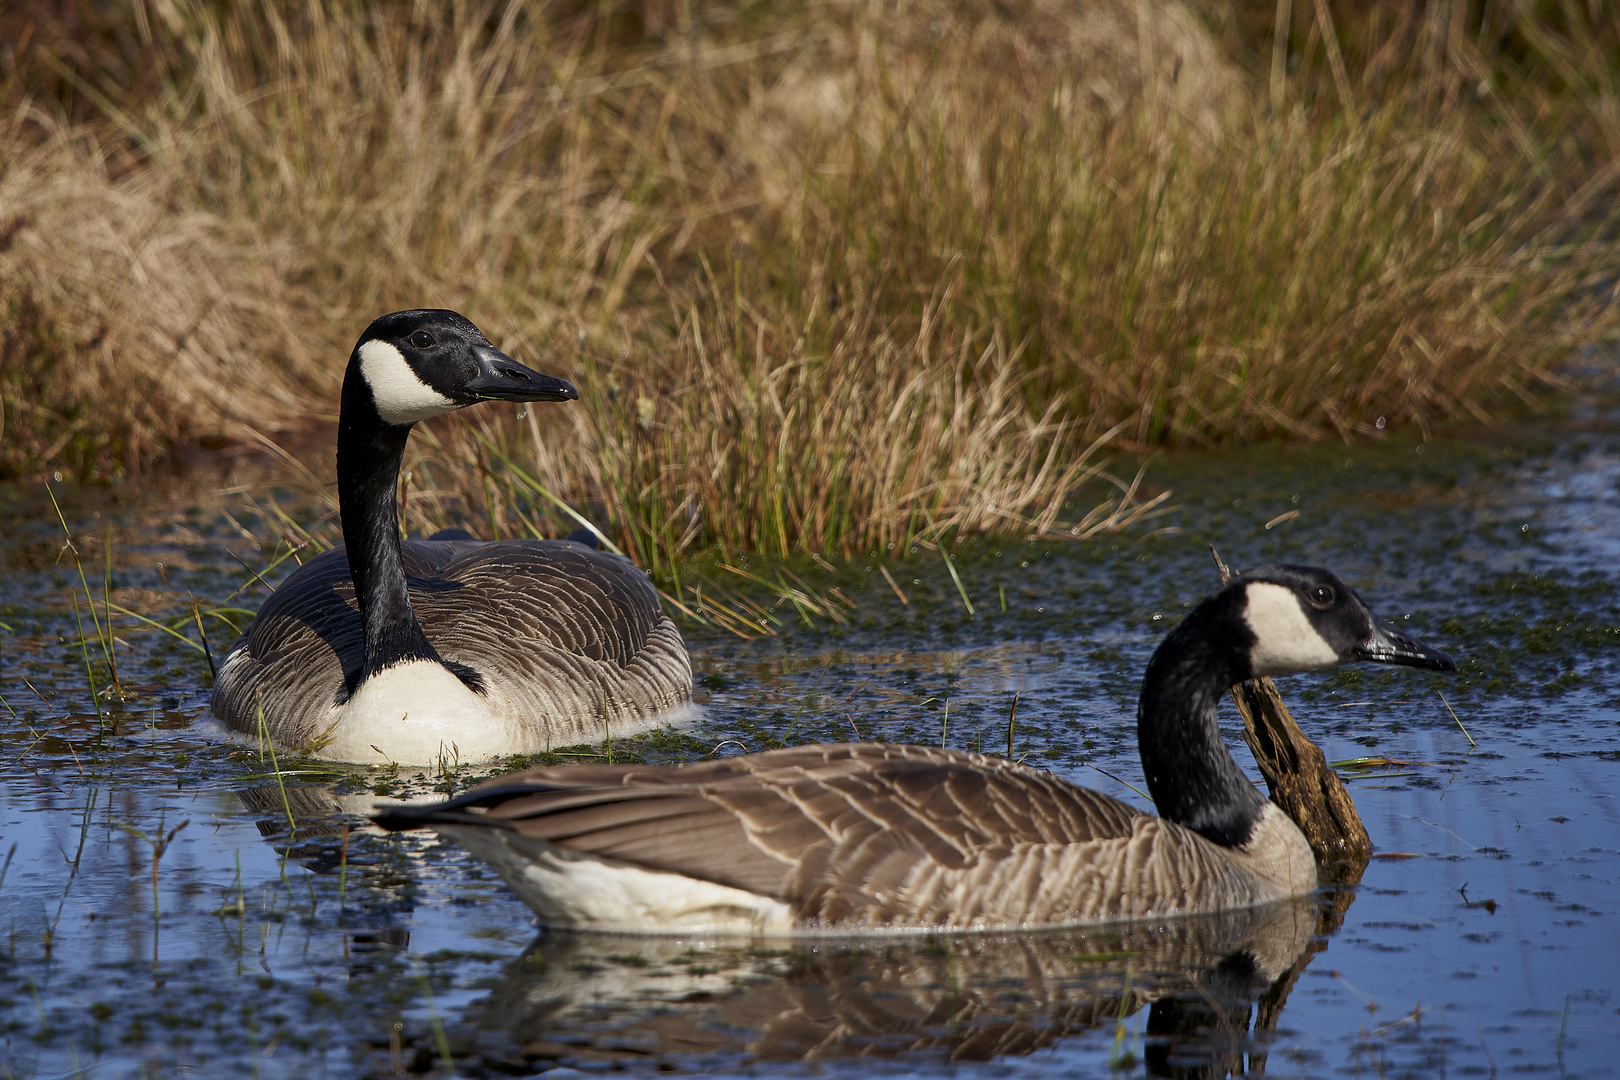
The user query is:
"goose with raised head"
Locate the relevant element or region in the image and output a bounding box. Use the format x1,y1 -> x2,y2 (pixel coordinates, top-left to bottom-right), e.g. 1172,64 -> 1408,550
375,564 -> 1453,933
211,310 -> 693,765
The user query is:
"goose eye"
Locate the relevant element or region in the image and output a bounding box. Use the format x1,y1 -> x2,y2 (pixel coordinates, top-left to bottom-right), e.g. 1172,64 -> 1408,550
409,331 -> 435,350
1307,584 -> 1335,609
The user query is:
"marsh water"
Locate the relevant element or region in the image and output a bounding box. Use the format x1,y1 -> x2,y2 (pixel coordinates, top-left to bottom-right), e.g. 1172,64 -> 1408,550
2,418 -> 1619,1079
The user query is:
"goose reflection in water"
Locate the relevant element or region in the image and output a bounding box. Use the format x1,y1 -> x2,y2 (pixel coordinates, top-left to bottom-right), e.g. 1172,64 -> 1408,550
458,896 -> 1327,1075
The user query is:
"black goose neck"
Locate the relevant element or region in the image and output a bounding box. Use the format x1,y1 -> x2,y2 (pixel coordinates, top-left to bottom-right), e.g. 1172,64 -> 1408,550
336,366 -> 442,681
1136,591 -> 1269,848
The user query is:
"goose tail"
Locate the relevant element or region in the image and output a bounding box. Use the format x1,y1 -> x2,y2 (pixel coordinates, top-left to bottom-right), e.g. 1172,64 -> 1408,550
370,782 -> 563,831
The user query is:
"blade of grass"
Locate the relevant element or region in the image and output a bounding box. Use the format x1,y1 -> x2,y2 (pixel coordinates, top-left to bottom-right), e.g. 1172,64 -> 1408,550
226,549 -> 278,596
220,542 -> 304,603
69,591 -> 103,728
1085,762 -> 1152,803
101,524 -> 121,692
942,549 -> 974,617
105,604 -> 207,653
256,693 -> 298,839
45,483 -> 118,692
192,602 -> 217,683
879,564 -> 910,606
1005,690 -> 1019,758
1438,691 -> 1475,748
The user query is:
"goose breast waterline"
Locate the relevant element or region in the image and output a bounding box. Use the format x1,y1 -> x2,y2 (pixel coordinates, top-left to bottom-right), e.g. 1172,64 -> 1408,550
376,564 -> 1454,933
210,309 -> 694,765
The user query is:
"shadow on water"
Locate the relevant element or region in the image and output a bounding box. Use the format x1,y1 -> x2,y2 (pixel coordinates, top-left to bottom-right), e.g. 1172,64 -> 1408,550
4,422 -> 1620,1076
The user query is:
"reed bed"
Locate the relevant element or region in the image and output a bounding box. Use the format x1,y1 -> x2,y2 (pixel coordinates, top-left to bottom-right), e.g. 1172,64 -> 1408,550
3,0 -> 1618,561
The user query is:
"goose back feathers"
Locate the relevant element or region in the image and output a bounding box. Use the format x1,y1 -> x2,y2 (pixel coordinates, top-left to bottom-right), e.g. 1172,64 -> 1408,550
212,536 -> 691,761
377,564 -> 1455,933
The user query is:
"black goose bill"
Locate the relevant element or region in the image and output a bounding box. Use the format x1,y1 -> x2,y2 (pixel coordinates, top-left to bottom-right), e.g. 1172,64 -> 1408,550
1354,614 -> 1456,671
465,343 -> 578,403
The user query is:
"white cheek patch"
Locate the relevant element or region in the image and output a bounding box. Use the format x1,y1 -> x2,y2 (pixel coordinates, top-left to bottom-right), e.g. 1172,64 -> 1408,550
1244,582 -> 1341,677
359,340 -> 458,424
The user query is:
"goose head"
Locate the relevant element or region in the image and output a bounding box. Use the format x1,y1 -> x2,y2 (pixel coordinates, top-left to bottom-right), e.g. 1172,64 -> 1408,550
1236,565 -> 1455,678
330,309 -> 580,693
1139,564 -> 1454,847
345,309 -> 578,427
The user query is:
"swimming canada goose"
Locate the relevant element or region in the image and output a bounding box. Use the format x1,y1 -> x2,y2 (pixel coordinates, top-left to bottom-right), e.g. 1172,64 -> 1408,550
211,310 -> 693,765
375,564 -> 1453,933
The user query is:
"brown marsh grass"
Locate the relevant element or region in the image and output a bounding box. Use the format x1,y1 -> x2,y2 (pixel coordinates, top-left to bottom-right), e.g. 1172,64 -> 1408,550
3,0 -> 1619,563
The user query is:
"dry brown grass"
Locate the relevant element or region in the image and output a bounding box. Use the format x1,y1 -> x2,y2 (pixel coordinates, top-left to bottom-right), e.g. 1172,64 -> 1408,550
4,0 -> 1619,560
0,112 -> 315,477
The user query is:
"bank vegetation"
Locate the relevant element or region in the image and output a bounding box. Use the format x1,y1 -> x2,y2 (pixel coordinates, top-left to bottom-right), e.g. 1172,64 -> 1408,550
3,0 -> 1618,561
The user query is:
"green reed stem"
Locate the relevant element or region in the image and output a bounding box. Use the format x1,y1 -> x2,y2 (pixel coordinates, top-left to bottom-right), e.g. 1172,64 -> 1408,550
69,591 -> 103,728
45,483 -> 118,692
1005,690 -> 1018,758
1438,691 -> 1474,748
943,549 -> 974,617
256,694 -> 298,838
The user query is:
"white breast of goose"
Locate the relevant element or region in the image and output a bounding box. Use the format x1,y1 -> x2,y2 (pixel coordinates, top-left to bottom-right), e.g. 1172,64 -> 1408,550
1221,802 -> 1318,900
312,660 -> 515,765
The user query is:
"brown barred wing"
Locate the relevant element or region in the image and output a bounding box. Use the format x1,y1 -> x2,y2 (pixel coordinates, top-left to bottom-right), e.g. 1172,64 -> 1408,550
392,744 -> 1150,926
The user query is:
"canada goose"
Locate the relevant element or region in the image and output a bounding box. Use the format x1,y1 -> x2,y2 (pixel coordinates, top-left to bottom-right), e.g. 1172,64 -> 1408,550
211,309 -> 693,765
375,564 -> 1453,933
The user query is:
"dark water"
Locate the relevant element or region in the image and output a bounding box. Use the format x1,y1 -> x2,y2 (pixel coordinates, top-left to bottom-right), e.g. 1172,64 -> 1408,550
2,424 -> 1618,1078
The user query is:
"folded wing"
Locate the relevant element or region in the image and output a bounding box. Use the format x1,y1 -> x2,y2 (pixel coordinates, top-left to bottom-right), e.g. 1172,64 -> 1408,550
378,743 -> 1149,924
